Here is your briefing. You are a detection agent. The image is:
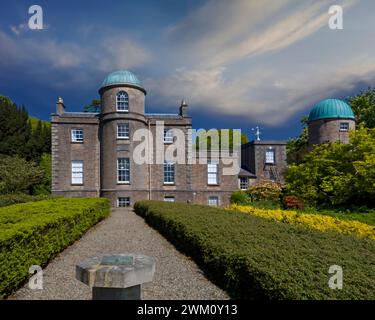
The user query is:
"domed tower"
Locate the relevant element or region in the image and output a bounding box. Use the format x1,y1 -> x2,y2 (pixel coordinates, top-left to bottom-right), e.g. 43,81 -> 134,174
308,98 -> 355,146
99,70 -> 149,206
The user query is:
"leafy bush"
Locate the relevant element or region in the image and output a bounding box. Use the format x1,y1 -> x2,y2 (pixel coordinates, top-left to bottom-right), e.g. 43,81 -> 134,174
283,195 -> 304,210
0,155 -> 44,194
231,205 -> 375,240
0,197 -> 110,298
286,127 -> 375,207
230,190 -> 251,205
32,153 -> 52,195
0,194 -> 55,207
246,180 -> 282,201
134,201 -> 375,299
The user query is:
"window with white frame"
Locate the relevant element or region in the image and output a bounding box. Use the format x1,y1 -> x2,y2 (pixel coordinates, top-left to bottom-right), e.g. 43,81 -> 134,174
117,158 -> 130,183
265,148 -> 275,164
71,129 -> 83,142
71,160 -> 83,184
164,196 -> 175,202
208,196 -> 219,206
117,197 -> 130,207
117,123 -> 129,139
116,91 -> 129,112
207,161 -> 218,185
239,177 -> 249,190
164,161 -> 175,184
164,128 -> 174,144
340,122 -> 349,132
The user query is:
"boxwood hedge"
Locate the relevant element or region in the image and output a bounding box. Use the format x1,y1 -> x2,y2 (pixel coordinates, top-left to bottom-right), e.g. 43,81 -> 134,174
0,197 -> 110,299
134,200 -> 375,300
0,194 -> 55,208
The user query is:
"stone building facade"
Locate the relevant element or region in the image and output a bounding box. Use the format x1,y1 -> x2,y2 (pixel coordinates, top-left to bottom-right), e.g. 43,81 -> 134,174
51,70 -> 287,206
241,140 -> 287,184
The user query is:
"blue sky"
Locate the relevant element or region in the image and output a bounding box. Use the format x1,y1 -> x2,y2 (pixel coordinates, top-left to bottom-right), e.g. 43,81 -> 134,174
1,0 -> 374,140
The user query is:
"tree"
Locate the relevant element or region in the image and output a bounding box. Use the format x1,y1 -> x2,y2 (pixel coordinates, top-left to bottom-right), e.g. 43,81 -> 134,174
83,99 -> 101,112
0,155 -> 44,194
0,97 -> 29,157
286,116 -> 309,164
285,127 -> 375,207
32,153 -> 52,195
347,87 -> 375,128
0,96 -> 51,162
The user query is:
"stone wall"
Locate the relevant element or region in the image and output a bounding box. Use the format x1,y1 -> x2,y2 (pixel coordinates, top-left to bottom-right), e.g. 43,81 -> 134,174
308,118 -> 355,145
242,141 -> 287,183
51,114 -> 100,197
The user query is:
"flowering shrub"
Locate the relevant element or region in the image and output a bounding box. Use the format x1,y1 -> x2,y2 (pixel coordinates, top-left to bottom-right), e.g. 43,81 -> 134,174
283,195 -> 304,210
230,204 -> 375,240
246,180 -> 282,201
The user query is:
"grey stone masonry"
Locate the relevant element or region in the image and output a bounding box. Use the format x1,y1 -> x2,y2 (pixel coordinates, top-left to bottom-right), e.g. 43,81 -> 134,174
51,73 -> 289,206
76,253 -> 156,300
241,140 -> 287,183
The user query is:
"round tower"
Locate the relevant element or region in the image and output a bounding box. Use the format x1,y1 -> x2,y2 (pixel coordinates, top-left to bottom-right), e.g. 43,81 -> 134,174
308,98 -> 355,146
99,70 -> 149,206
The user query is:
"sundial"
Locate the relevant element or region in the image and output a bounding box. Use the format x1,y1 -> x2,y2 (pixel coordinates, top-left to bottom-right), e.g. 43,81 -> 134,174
100,255 -> 134,266
76,253 -> 156,300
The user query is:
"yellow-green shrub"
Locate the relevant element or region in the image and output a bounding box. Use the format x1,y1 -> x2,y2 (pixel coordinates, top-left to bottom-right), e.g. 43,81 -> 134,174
0,197 -> 110,299
230,204 -> 375,240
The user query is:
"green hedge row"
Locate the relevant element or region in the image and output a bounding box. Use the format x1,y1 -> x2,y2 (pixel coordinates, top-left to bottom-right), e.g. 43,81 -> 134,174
134,200 -> 375,299
0,194 -> 56,208
0,197 -> 110,298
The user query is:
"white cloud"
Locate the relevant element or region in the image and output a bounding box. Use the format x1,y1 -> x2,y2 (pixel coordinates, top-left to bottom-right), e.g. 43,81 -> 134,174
10,24 -> 28,36
146,54 -> 375,125
0,30 -> 152,88
146,0 -> 369,125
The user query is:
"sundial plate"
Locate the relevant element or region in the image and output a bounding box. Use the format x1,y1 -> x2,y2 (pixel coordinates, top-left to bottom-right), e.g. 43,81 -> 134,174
100,255 -> 134,266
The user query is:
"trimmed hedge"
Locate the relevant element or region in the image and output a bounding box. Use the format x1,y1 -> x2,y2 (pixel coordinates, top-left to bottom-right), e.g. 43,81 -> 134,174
0,194 -> 55,208
134,200 -> 375,300
0,197 -> 110,298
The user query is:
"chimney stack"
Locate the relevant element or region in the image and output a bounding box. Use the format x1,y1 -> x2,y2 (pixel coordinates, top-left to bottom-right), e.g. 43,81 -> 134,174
56,97 -> 65,115
179,99 -> 188,117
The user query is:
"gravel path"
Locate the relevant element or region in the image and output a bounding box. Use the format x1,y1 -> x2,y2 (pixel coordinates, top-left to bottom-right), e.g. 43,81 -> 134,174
10,208 -> 229,300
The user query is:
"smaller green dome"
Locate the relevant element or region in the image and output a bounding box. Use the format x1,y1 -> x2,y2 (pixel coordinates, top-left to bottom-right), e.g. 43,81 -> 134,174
308,99 -> 355,122
101,70 -> 144,90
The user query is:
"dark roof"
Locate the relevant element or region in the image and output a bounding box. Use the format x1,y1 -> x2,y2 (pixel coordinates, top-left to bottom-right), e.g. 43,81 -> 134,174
239,167 -> 256,177
242,140 -> 287,147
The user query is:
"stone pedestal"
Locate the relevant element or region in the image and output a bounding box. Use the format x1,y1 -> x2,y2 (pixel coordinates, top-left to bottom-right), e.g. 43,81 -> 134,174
76,254 -> 155,300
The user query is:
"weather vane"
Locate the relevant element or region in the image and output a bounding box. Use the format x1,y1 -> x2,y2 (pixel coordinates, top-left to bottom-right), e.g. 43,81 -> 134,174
251,126 -> 261,141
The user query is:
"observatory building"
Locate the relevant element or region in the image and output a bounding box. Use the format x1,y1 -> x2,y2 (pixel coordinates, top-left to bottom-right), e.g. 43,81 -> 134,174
51,70 -> 290,206
308,98 -> 356,145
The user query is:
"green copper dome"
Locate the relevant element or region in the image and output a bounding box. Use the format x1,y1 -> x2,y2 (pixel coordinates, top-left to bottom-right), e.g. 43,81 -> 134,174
308,99 -> 355,122
101,70 -> 144,90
